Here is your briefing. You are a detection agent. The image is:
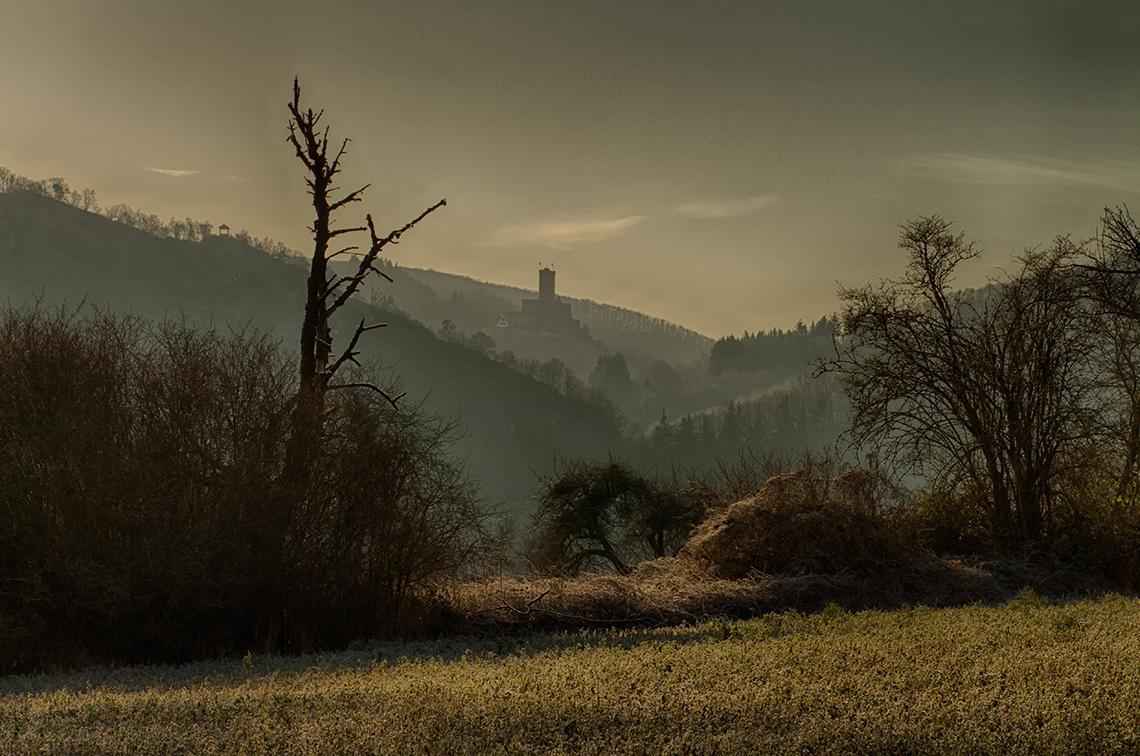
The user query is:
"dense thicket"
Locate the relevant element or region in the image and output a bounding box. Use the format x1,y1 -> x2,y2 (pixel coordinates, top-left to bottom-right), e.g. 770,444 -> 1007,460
0,307 -> 482,672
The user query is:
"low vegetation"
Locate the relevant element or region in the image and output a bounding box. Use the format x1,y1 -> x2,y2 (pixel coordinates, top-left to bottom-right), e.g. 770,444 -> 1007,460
445,559 -> 999,633
3,596 -> 1136,754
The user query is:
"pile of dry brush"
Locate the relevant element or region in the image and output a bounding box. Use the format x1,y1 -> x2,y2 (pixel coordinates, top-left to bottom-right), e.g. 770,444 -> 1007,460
449,457 -> 1133,632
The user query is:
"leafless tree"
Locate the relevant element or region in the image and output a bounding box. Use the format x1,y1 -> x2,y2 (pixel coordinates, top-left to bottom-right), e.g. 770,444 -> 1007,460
1078,207 -> 1140,500
1081,205 -> 1140,318
1092,308 -> 1140,501
283,77 -> 446,473
822,217 -> 1097,542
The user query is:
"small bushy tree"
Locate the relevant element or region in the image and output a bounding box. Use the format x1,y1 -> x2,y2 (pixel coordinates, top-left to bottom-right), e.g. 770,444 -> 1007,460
530,459 -> 700,574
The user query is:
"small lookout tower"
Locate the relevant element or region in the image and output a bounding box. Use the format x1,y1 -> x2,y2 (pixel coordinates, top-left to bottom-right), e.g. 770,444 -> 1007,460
218,223 -> 231,237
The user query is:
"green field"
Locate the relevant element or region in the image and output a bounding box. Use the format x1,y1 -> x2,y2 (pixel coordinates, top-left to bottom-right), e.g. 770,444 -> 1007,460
3,595 -> 1137,754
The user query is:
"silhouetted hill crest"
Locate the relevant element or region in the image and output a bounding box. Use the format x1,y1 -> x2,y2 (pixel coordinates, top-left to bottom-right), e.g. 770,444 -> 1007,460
0,190 -> 621,509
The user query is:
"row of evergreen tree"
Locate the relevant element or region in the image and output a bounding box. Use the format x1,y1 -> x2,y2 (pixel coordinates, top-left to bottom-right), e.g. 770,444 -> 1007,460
709,317 -> 838,375
630,376 -> 848,471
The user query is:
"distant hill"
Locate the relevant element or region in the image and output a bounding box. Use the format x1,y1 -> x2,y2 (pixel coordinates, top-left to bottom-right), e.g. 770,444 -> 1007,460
354,264 -> 713,375
0,190 -> 622,512
338,259 -> 848,435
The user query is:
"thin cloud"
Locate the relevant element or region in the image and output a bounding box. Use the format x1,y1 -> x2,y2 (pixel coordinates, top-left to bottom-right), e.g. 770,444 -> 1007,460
144,166 -> 202,178
673,194 -> 778,219
488,194 -> 778,248
488,213 -> 645,248
898,153 -> 1137,192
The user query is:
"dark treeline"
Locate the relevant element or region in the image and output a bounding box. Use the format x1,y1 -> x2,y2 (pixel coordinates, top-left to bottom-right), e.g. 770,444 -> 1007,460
634,377 -> 847,471
571,298 -> 710,345
709,317 -> 838,376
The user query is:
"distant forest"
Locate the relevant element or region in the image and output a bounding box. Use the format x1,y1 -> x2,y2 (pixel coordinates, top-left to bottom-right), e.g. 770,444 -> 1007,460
631,376 -> 847,471
709,318 -> 838,375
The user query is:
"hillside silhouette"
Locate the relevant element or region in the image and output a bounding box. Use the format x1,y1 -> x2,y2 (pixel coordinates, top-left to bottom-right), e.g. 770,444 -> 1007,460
362,264 -> 713,376
0,190 -> 622,511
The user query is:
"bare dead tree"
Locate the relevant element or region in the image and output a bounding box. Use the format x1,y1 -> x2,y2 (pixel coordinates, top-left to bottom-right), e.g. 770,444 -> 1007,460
283,76 -> 446,478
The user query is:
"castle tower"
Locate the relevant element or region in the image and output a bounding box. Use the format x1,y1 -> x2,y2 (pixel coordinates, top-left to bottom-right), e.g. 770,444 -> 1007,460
538,266 -> 556,301
514,265 -> 583,336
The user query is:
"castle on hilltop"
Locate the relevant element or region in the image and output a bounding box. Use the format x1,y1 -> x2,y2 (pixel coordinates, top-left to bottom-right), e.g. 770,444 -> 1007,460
505,266 -> 586,337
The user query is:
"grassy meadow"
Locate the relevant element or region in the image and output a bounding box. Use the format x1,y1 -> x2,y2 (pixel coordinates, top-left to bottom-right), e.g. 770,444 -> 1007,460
2,594 -> 1137,754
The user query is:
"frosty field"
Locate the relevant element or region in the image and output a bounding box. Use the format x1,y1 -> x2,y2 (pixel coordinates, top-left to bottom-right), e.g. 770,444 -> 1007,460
2,595 -> 1137,754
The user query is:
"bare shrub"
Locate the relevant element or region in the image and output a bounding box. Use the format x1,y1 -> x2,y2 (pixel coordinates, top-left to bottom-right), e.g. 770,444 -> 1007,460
0,305 -> 482,671
683,449 -> 796,516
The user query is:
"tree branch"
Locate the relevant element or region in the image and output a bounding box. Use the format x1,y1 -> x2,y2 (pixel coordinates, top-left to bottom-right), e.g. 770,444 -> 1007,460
325,381 -> 406,409
323,318 -> 388,383
326,198 -> 447,317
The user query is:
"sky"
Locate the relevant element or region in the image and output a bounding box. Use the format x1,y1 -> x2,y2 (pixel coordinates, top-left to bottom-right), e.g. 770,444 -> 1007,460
1,0 -> 1137,336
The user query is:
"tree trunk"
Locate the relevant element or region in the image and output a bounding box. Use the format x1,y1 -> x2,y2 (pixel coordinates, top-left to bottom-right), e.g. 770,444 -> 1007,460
1118,407 -> 1140,501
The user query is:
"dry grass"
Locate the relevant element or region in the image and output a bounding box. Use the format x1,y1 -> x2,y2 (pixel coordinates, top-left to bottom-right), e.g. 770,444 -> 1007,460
441,465 -> 1009,635
681,467 -> 917,579
2,596 -> 1137,754
444,556 -> 1001,632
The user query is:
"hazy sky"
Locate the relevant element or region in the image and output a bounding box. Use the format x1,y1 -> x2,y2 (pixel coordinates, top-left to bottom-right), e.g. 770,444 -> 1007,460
2,1 -> 1137,335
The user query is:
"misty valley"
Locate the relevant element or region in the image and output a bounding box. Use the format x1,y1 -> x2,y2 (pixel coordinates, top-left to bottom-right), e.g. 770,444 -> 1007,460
1,3 -> 1139,753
